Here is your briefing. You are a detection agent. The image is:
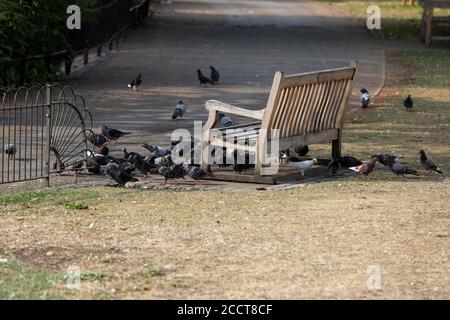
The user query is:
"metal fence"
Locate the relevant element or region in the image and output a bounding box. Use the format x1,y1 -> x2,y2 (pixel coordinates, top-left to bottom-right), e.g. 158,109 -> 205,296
1,86 -> 93,186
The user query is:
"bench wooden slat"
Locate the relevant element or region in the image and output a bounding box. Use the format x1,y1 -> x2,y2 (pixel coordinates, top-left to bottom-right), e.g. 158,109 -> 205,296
201,63 -> 358,183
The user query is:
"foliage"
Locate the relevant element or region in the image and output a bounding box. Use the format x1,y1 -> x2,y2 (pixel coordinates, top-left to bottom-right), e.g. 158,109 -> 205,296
0,0 -> 132,86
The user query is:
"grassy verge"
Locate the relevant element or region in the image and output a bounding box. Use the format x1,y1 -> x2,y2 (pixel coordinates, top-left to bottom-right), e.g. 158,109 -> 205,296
323,0 -> 450,41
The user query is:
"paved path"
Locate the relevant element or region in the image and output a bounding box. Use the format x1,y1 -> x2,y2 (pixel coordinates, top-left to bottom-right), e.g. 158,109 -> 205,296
67,0 -> 385,147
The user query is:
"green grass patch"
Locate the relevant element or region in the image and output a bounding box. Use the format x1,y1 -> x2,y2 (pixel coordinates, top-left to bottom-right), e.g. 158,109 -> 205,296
400,50 -> 450,88
0,260 -> 63,300
0,189 -> 99,207
66,202 -> 89,210
324,1 -> 450,41
80,272 -> 108,282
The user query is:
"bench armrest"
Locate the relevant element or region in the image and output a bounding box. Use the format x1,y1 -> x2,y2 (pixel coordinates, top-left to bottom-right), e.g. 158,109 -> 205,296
206,100 -> 265,120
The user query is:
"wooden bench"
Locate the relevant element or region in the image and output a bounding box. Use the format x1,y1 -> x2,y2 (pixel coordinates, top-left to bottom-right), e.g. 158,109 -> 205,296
200,62 -> 358,184
420,0 -> 450,47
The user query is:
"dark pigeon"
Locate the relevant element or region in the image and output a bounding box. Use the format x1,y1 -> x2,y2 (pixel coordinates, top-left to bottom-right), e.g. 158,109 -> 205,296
101,125 -> 131,141
158,164 -> 186,184
106,163 -> 138,186
197,69 -> 214,86
404,95 -> 413,110
295,145 -> 309,157
88,133 -> 108,147
4,144 -> 16,159
419,150 -> 443,175
210,66 -> 220,84
128,74 -> 142,92
372,154 -> 402,168
95,145 -> 109,156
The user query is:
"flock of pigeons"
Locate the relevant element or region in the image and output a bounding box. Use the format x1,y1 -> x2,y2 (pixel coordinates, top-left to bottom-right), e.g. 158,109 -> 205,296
2,69 -> 444,185
87,125 -> 212,185
281,149 -> 443,180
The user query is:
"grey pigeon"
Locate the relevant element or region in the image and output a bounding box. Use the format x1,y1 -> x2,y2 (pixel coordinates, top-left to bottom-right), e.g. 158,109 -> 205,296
385,157 -> 418,176
419,150 -> 443,175
142,144 -> 170,158
172,101 -> 186,120
106,163 -> 138,186
210,66 -> 220,84
101,125 -> 131,141
219,112 -> 235,127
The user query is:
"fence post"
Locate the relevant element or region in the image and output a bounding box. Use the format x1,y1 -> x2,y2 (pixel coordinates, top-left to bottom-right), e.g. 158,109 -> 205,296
44,85 -> 52,187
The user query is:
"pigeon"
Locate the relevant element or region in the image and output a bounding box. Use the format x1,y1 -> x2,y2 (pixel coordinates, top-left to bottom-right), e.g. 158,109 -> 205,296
172,101 -> 186,120
372,154 -> 402,169
119,161 -> 136,175
419,150 -> 443,175
106,163 -> 138,186
95,145 -> 109,157
210,66 -> 220,84
94,154 -> 110,166
182,163 -> 211,182
101,125 -> 131,141
328,156 -> 362,171
404,95 -> 413,111
219,112 -> 235,127
158,164 -> 186,185
4,144 -> 16,159
154,154 -> 174,168
88,133 -> 108,147
285,157 -> 318,179
86,152 -> 106,174
128,74 -> 142,92
328,155 -> 362,176
232,151 -> 254,174
142,144 -> 170,159
122,148 -> 142,160
349,157 -> 377,179
295,145 -> 309,157
360,88 -> 370,108
197,69 -> 214,86
129,154 -> 156,175
385,157 -> 419,176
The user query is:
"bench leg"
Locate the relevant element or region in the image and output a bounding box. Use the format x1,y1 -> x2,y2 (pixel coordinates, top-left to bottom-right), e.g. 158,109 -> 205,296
332,130 -> 342,160
422,7 -> 433,48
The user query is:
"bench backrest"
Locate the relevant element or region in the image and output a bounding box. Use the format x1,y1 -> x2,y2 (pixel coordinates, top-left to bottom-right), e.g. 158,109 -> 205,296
262,62 -> 358,138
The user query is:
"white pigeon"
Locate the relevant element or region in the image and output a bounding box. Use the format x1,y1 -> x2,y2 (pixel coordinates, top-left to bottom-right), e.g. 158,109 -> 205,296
284,156 -> 318,179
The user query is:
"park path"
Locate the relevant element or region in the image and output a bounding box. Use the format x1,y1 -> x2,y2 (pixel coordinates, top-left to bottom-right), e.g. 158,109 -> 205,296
67,0 -> 385,147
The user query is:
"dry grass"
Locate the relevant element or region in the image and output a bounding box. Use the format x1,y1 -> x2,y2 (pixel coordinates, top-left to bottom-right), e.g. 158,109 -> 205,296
0,51 -> 449,299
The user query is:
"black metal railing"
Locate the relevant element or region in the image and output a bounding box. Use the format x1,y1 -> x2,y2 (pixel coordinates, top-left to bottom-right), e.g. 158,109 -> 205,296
0,0 -> 151,86
1,86 -> 93,186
